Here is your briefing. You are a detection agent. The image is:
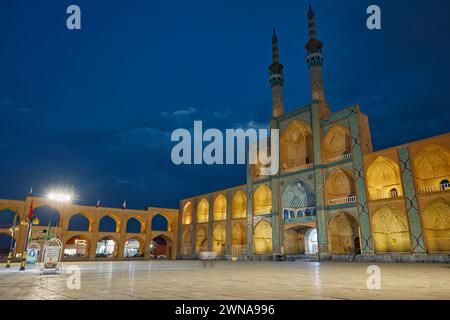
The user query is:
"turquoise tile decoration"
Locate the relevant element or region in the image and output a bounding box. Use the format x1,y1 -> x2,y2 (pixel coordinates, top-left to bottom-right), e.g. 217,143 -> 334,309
398,147 -> 426,253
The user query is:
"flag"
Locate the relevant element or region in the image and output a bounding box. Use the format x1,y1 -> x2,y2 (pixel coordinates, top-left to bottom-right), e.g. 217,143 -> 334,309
28,187 -> 33,197
96,200 -> 101,208
27,199 -> 34,220
46,220 -> 52,240
121,200 -> 126,209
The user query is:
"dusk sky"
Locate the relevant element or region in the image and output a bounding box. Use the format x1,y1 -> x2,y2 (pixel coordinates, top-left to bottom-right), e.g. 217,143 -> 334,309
1,0 -> 449,209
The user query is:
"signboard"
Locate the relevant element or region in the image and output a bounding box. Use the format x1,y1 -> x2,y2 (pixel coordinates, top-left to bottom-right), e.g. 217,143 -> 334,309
26,241 -> 41,266
40,238 -> 63,275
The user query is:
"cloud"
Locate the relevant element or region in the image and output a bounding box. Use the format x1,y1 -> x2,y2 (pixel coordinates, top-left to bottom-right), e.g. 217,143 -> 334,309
161,107 -> 196,117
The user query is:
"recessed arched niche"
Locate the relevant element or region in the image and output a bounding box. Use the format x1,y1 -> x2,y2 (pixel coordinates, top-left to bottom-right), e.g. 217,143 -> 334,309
366,156 -> 403,200
280,121 -> 313,173
323,125 -> 351,160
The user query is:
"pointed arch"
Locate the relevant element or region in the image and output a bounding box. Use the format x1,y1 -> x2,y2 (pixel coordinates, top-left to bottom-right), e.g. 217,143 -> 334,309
280,120 -> 313,172
197,198 -> 209,223
195,226 -> 208,253
98,215 -> 118,233
95,236 -> 118,257
372,205 -> 411,253
253,185 -> 272,215
124,237 -> 144,258
323,125 -> 351,160
64,235 -> 90,257
0,209 -> 17,229
213,195 -> 227,221
325,168 -> 355,200
253,220 -> 272,254
414,144 -> 450,190
212,224 -> 226,255
126,217 -> 142,233
68,213 -> 91,232
231,190 -> 247,219
151,214 -> 168,231
182,201 -> 193,225
33,206 -> 61,227
422,197 -> 450,253
328,212 -> 359,254
367,156 -> 403,199
231,221 -> 246,246
281,179 -> 314,208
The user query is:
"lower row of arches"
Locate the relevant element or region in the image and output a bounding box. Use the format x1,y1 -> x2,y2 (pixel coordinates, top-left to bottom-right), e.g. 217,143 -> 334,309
63,235 -> 173,259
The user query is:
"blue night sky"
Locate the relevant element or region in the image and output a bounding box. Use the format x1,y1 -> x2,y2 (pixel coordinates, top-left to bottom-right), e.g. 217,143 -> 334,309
1,0 -> 449,209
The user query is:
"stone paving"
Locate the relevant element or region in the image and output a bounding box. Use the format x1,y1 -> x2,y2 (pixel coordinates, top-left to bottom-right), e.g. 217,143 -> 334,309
0,260 -> 449,300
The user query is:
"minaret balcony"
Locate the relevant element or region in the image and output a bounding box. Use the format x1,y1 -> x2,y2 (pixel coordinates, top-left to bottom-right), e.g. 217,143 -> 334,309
328,195 -> 356,206
418,182 -> 450,195
324,153 -> 352,165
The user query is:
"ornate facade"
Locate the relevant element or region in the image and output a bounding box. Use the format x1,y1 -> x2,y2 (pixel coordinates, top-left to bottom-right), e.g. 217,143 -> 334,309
176,6 -> 450,262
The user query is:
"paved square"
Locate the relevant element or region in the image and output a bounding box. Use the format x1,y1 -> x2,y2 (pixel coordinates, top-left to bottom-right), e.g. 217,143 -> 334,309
0,260 -> 449,300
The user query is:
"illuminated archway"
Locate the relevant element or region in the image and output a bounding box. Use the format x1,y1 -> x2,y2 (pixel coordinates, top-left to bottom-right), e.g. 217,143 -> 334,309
422,198 -> 450,253
98,215 -> 118,233
372,206 -> 411,253
150,235 -> 173,259
33,206 -> 61,227
254,220 -> 272,254
328,212 -> 359,254
323,125 -> 351,160
280,121 -> 313,172
95,236 -> 117,257
367,156 -> 403,199
124,238 -> 143,258
212,224 -> 226,255
64,235 -> 89,257
197,199 -> 209,223
213,195 -> 227,221
181,228 -> 192,255
151,214 -> 168,231
253,185 -> 272,215
68,213 -> 91,232
182,201 -> 193,225
126,217 -> 142,233
325,168 -> 355,200
195,226 -> 208,253
231,191 -> 247,219
414,145 -> 450,190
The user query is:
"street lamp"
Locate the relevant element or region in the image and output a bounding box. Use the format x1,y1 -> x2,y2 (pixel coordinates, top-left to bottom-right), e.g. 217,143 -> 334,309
48,193 -> 72,202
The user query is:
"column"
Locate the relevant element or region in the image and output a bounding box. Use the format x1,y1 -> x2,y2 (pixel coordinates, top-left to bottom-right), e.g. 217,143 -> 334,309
271,179 -> 281,258
398,146 -> 426,253
225,190 -> 232,259
190,199 -> 198,257
176,201 -> 183,259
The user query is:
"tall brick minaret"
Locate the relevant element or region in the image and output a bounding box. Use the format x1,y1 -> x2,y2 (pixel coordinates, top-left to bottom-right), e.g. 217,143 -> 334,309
305,5 -> 330,117
269,29 -> 284,118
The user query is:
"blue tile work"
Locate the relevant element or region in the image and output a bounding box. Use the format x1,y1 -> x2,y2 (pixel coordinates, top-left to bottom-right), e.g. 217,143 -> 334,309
327,206 -> 358,222
226,190 -> 232,256
246,149 -> 254,258
191,198 -> 198,255
398,147 -> 426,253
208,194 -> 214,250
310,101 -> 328,252
271,179 -> 280,254
320,105 -> 357,126
280,174 -> 315,208
322,118 -> 350,135
279,108 -> 312,131
348,107 -> 374,254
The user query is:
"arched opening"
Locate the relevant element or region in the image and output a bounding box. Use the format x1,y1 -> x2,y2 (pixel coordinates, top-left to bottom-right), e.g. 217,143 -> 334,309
367,156 -> 403,200
280,121 -> 313,172
98,215 -> 118,233
0,233 -> 12,257
253,185 -> 272,215
181,228 -> 192,256
212,224 -> 226,255
254,220 -> 272,254
325,168 -> 355,202
213,195 -> 227,221
95,237 -> 117,257
0,209 -> 16,229
197,198 -> 209,223
151,214 -> 168,231
64,235 -> 89,258
68,213 -> 91,232
283,226 -> 317,256
441,179 -> 450,191
231,191 -> 247,219
422,198 -> 450,253
328,212 -> 360,254
413,144 -> 450,191
372,206 -> 411,253
195,226 -> 208,253
182,202 -> 193,225
124,238 -> 143,258
231,221 -> 246,257
126,217 -> 142,233
323,125 -> 351,160
150,235 -> 173,259
305,228 -> 318,255
33,206 -> 61,227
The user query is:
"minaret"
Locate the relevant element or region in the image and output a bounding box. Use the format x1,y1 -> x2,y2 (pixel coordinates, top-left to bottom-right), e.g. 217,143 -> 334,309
305,5 -> 330,117
269,29 -> 284,118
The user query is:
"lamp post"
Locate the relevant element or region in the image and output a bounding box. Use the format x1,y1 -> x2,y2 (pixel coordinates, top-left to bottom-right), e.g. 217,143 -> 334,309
5,211 -> 19,268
